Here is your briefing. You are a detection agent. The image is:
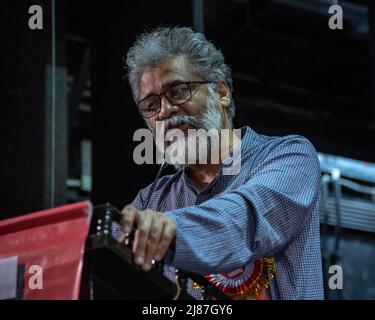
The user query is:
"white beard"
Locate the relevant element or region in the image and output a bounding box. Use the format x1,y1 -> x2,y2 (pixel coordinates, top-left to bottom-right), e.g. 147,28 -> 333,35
155,88 -> 223,169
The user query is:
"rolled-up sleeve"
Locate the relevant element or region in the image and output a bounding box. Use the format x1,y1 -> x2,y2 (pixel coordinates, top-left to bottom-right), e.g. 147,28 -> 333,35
164,137 -> 321,274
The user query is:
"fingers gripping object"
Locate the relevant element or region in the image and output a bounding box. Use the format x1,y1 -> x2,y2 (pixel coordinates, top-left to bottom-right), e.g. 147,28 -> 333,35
91,160 -> 230,300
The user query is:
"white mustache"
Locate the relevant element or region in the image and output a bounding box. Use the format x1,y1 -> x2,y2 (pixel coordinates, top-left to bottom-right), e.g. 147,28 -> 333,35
160,115 -> 199,133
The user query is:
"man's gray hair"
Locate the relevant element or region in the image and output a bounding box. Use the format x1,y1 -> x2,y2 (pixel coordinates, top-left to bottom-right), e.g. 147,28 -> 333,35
126,26 -> 236,121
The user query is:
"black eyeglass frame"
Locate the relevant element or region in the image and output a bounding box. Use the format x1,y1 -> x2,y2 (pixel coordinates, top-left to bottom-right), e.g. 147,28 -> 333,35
137,81 -> 214,119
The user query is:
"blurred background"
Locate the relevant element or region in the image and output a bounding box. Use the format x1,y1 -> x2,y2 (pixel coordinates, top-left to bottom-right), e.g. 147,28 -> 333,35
0,0 -> 374,299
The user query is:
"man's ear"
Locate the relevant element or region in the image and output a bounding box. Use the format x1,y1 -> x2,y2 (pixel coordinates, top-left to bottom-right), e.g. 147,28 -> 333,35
216,81 -> 231,109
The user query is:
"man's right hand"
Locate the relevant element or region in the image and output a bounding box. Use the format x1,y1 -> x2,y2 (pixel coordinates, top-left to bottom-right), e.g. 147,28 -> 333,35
119,206 -> 176,272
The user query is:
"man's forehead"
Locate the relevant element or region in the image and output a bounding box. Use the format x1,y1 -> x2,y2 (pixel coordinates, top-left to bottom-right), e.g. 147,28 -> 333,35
139,57 -> 195,93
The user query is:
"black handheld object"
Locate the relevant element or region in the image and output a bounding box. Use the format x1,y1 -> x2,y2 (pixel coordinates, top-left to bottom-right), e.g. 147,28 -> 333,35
88,160 -> 230,300
89,203 -> 230,300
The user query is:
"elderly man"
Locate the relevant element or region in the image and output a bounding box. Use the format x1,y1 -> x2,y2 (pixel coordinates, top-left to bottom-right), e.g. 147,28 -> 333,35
116,27 -> 323,300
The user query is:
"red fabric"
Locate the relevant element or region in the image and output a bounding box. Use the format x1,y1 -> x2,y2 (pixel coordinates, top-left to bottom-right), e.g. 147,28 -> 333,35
256,291 -> 269,300
0,201 -> 91,300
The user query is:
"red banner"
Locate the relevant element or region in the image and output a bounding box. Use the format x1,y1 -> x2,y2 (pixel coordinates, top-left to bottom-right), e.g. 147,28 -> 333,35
0,201 -> 92,300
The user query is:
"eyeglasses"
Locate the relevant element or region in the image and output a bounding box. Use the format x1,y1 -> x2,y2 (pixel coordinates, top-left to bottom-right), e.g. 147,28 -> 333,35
137,81 -> 213,119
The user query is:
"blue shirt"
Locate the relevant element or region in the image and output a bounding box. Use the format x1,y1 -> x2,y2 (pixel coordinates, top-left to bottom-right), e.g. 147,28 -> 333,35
115,126 -> 324,300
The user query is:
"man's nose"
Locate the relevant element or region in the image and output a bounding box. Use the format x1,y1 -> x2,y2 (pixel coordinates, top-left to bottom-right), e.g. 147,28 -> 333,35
158,96 -> 178,120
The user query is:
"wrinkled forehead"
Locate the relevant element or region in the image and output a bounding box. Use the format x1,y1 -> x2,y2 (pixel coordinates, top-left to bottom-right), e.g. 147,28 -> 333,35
138,56 -> 199,99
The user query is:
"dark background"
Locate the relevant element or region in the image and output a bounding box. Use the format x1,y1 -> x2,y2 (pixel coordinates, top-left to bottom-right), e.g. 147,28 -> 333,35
0,0 -> 374,299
